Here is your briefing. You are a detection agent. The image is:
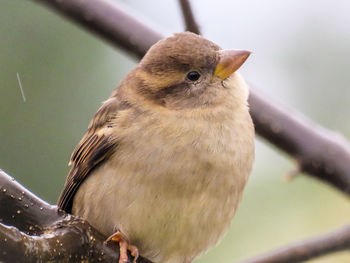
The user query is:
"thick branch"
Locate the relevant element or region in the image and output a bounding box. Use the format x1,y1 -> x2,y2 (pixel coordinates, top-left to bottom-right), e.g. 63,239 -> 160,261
238,224 -> 350,263
0,169 -> 63,235
32,0 -> 163,59
0,170 -> 151,263
178,0 -> 200,34
0,219 -> 120,263
29,0 -> 350,195
249,91 -> 350,194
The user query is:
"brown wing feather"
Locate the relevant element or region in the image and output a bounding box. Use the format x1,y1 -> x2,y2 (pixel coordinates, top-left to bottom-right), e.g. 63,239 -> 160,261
57,97 -> 130,213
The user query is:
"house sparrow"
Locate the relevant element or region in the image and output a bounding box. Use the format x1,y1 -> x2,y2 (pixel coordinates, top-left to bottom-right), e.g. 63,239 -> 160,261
58,32 -> 254,263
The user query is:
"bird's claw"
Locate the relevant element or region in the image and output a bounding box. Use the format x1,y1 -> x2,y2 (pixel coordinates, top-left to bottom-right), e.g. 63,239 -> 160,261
105,231 -> 139,263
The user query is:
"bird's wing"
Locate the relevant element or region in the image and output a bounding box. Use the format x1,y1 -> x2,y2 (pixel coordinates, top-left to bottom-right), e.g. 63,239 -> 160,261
57,97 -> 130,213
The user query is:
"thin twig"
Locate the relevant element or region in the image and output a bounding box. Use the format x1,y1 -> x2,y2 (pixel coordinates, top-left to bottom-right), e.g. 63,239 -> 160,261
178,0 -> 200,34
29,0 -> 350,195
238,224 -> 350,263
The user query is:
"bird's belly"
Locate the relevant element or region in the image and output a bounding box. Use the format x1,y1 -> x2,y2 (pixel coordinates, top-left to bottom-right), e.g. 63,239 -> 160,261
72,116 -> 253,262
74,162 -> 242,262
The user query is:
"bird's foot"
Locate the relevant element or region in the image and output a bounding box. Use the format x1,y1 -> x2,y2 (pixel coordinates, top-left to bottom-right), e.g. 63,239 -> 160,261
105,231 -> 139,263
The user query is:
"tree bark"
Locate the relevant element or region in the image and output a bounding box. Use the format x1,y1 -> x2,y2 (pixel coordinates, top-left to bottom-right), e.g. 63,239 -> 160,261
0,170 -> 151,263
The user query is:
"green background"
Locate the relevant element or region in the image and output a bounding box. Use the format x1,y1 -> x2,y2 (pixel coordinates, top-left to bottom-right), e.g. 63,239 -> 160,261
1,0 -> 350,262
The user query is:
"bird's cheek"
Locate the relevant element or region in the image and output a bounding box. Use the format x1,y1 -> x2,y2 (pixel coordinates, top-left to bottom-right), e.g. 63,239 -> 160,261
189,83 -> 203,92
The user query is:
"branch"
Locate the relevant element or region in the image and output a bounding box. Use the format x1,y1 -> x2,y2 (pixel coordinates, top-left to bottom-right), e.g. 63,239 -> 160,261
249,91 -> 350,194
0,170 -> 151,263
32,0 -> 163,59
178,0 -> 200,34
0,218 -> 119,263
29,0 -> 350,195
238,224 -> 350,263
0,169 -> 67,236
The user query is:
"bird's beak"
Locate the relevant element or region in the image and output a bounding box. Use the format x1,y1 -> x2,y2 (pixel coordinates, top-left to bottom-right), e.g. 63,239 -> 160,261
214,50 -> 251,80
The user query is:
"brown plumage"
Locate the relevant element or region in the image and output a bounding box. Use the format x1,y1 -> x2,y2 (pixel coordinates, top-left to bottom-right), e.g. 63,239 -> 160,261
58,97 -> 128,212
58,32 -> 254,263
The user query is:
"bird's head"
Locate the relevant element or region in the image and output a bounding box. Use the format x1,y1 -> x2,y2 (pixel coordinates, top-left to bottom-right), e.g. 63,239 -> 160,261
127,32 -> 250,110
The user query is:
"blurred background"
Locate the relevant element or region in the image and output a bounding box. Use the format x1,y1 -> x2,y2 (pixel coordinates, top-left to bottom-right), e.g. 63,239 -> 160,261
1,0 -> 350,262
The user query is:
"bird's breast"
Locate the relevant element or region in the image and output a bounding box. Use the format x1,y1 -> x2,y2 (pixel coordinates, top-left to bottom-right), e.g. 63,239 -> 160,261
73,106 -> 254,262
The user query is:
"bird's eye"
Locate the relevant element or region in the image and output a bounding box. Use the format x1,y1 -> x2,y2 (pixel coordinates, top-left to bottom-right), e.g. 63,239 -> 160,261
186,71 -> 201,81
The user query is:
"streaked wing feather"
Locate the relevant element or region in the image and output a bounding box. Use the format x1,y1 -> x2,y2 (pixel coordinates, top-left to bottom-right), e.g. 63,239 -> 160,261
57,97 -> 129,213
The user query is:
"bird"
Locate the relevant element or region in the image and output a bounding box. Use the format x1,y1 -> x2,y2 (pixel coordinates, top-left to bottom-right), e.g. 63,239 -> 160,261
58,32 -> 255,263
